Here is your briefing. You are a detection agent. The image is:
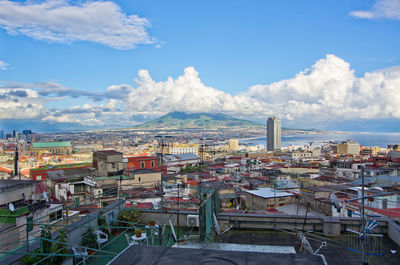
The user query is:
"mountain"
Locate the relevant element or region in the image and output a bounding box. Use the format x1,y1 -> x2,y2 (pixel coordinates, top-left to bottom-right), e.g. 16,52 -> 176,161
134,112 -> 263,129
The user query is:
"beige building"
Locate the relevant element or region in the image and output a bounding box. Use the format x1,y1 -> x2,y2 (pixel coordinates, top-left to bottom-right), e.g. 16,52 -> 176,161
93,150 -> 126,177
227,139 -> 239,152
244,187 -> 294,210
31,141 -> 72,156
337,140 -> 360,155
130,169 -> 162,187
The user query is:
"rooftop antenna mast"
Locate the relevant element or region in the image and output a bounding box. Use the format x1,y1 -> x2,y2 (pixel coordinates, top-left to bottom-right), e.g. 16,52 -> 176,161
346,165 -> 383,264
155,135 -> 172,245
14,145 -> 19,180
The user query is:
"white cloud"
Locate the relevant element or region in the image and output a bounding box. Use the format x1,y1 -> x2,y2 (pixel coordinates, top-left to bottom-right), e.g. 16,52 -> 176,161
0,60 -> 10,70
42,99 -> 128,127
1,54 -> 400,128
0,0 -> 154,49
123,54 -> 400,122
244,54 -> 400,120
124,66 -> 267,119
0,87 -> 45,119
350,0 -> 400,20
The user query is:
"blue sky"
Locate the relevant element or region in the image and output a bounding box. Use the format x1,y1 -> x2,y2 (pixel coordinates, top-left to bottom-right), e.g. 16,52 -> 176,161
0,0 -> 400,132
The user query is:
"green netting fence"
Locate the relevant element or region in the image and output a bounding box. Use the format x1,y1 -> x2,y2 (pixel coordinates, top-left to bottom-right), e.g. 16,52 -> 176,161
199,187 -> 220,242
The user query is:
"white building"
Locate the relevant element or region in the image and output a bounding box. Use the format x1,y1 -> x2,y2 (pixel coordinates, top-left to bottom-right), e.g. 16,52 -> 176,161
169,144 -> 198,155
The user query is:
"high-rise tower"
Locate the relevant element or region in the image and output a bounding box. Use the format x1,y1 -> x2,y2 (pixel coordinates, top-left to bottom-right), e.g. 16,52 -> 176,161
267,116 -> 281,151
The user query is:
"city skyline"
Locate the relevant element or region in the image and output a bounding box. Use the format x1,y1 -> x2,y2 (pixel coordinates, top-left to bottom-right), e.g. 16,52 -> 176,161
0,0 -> 400,132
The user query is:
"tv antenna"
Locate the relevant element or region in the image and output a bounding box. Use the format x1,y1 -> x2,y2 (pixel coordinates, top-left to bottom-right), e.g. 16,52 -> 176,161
346,166 -> 383,264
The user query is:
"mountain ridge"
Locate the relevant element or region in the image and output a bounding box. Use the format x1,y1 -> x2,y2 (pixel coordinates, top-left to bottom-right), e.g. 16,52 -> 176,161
133,111 -> 263,129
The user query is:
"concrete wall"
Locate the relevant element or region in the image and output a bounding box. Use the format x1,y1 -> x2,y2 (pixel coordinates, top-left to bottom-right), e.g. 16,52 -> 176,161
1,200 -> 125,265
245,193 -> 293,210
0,183 -> 36,204
139,210 -> 392,242
139,210 -> 196,227
387,220 -> 400,247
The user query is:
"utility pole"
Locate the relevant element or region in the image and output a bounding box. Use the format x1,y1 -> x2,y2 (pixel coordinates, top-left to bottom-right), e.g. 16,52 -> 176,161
361,165 -> 367,265
177,182 -> 180,246
274,179 -> 276,229
155,135 -> 172,246
14,145 -> 19,180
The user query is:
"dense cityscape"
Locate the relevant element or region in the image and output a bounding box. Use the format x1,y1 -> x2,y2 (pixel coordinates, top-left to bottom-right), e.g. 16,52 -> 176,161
0,115 -> 399,264
1,0 -> 400,264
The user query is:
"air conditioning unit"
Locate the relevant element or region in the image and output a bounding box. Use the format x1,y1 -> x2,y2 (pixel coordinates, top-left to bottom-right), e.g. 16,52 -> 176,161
187,214 -> 199,227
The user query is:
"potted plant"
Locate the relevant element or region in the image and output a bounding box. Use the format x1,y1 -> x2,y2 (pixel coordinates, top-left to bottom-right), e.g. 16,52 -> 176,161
118,209 -> 140,229
135,229 -> 142,238
148,220 -> 156,227
82,227 -> 97,254
112,226 -> 121,236
22,249 -> 42,265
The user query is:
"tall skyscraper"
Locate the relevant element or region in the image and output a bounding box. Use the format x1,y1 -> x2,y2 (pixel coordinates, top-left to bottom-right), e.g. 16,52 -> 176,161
267,116 -> 281,151
13,129 -> 18,139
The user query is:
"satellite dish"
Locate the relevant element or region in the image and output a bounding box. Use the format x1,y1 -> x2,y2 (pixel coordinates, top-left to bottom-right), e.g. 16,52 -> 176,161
9,203 -> 15,212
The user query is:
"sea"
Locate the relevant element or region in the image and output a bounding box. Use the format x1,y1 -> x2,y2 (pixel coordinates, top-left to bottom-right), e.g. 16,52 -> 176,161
239,132 -> 400,148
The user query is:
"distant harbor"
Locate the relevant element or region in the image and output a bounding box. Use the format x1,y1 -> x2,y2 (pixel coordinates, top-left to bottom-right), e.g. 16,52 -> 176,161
240,132 -> 400,148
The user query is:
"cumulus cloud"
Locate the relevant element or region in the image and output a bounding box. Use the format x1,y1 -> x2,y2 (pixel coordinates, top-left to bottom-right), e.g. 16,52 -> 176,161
0,86 -> 45,119
0,60 -> 10,70
123,54 -> 400,122
247,54 -> 400,120
1,54 -> 400,128
0,0 -> 155,49
350,0 -> 400,20
122,67 -> 261,120
43,100 -> 127,127
2,81 -> 126,101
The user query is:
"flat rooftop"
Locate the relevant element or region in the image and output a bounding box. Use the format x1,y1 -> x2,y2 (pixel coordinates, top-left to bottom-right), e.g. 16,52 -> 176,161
0,179 -> 36,192
214,229 -> 400,265
244,187 -> 294,198
108,245 -> 325,265
94,150 -> 123,155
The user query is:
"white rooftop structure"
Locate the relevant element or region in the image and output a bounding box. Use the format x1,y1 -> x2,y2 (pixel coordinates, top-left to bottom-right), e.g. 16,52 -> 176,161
173,242 -> 296,254
244,187 -> 294,199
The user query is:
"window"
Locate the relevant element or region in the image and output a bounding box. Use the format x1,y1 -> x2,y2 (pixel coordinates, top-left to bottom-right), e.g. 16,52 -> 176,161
50,210 -> 63,223
139,177 -> 141,182
74,184 -> 83,193
151,161 -> 155,167
141,162 -> 145,168
383,199 -> 388,209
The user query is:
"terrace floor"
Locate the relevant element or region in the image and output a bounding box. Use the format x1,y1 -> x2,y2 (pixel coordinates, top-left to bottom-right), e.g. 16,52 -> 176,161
214,229 -> 400,265
82,226 -> 195,265
73,226 -> 400,265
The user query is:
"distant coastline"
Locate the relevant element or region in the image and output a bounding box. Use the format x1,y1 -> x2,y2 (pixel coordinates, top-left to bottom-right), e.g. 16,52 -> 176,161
239,132 -> 400,148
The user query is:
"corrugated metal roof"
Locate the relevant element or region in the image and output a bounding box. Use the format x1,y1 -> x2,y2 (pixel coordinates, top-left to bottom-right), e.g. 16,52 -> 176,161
245,187 -> 294,198
163,153 -> 200,161
32,141 -> 72,148
351,175 -> 400,187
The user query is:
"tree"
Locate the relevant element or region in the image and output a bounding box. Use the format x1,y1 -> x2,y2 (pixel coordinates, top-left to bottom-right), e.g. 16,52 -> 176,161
23,226 -> 69,265
52,229 -> 68,264
40,225 -> 52,255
